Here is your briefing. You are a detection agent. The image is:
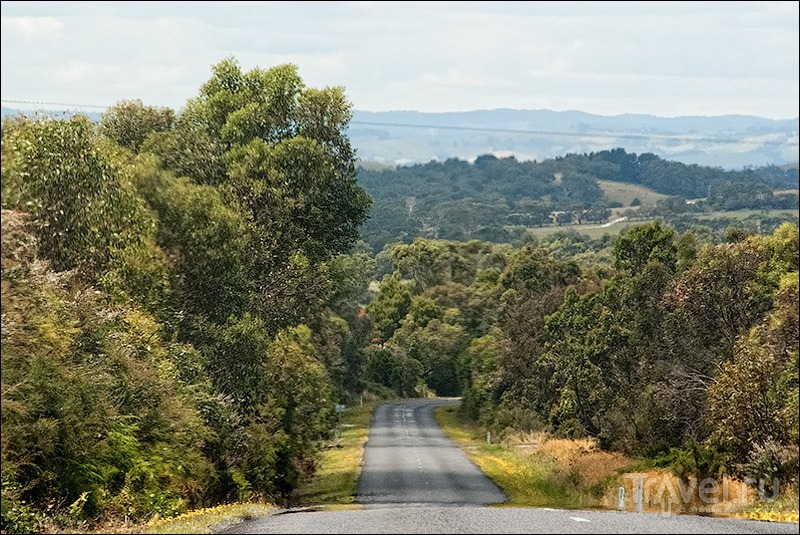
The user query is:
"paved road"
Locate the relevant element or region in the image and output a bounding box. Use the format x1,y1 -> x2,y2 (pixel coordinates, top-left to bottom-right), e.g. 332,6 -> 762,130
357,399 -> 505,506
221,505 -> 799,534
219,399 -> 798,534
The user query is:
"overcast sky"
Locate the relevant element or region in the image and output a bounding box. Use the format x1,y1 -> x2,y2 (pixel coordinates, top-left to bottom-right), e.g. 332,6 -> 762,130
1,1 -> 798,119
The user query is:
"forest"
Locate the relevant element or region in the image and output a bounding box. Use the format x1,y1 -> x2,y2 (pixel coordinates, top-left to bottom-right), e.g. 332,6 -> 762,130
358,150 -> 798,250
1,57 -> 798,533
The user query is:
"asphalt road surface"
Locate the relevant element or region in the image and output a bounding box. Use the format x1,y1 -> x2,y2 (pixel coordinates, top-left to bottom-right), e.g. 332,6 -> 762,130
219,399 -> 798,534
357,398 -> 505,506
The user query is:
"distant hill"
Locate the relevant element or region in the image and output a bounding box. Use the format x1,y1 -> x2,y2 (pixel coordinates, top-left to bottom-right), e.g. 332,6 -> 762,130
349,109 -> 799,169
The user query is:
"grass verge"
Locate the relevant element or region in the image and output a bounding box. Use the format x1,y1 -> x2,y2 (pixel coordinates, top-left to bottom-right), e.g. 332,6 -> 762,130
434,405 -> 613,509
291,401 -> 378,506
435,404 -> 798,523
83,503 -> 275,534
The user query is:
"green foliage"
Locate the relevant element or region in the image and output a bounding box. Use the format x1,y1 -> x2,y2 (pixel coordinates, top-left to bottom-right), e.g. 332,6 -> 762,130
132,156 -> 251,322
544,288 -> 620,437
706,272 -> 799,482
392,313 -> 470,396
227,135 -> 369,261
430,221 -> 799,486
1,54 -> 374,529
613,221 -> 677,273
658,440 -> 728,481
357,147 -> 796,250
744,441 -> 798,492
140,123 -> 227,185
501,244 -> 580,296
190,58 -> 305,145
1,211 -> 214,528
367,273 -> 412,344
184,314 -> 338,498
358,154 -> 607,249
100,99 -> 175,152
1,116 -> 169,309
458,329 -> 506,424
364,347 -> 422,397
589,148 -> 797,198
325,248 -> 376,320
401,296 -> 444,330
2,53 -> 798,528
665,235 -> 776,364
182,56 -> 370,336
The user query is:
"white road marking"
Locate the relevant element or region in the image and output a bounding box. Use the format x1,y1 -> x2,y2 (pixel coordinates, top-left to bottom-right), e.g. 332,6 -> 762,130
570,517 -> 591,523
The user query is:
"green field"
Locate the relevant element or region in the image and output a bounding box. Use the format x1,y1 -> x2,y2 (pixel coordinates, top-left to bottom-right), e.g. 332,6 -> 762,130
515,208 -> 798,241
596,180 -> 669,208
515,217 -> 658,240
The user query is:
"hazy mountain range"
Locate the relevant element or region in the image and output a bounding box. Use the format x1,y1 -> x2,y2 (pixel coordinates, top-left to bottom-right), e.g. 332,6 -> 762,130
349,109 -> 799,169
3,106 -> 797,169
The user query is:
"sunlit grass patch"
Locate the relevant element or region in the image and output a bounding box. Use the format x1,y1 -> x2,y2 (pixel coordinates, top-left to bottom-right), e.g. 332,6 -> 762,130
114,503 -> 275,534
742,509 -> 799,524
739,487 -> 799,524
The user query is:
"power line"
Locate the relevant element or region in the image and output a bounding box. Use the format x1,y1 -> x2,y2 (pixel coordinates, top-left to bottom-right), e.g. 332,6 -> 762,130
2,98 -> 110,109
3,98 -> 798,147
350,121 -> 800,147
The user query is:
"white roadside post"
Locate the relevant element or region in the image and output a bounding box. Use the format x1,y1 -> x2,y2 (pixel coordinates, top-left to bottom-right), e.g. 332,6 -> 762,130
636,478 -> 644,513
618,486 -> 625,511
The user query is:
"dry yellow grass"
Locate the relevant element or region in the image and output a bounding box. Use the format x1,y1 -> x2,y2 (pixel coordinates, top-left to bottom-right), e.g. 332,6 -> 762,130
541,441 -> 631,489
501,431 -> 635,490
434,407 -> 599,508
601,469 -> 754,516
539,437 -> 596,459
743,508 -> 799,523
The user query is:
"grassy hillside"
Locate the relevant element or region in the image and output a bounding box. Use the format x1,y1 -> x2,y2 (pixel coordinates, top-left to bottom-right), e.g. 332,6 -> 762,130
356,160 -> 395,171
596,179 -> 669,208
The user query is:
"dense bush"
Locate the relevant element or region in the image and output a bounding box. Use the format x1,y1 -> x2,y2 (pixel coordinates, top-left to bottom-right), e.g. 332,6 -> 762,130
1,55 -> 371,532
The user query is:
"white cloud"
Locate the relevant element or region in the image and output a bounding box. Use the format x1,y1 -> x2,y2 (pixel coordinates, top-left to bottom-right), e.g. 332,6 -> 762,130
1,15 -> 63,40
0,1 -> 797,119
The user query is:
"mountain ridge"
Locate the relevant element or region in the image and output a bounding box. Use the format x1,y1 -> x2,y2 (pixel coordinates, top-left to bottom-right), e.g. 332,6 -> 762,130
350,108 -> 799,169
